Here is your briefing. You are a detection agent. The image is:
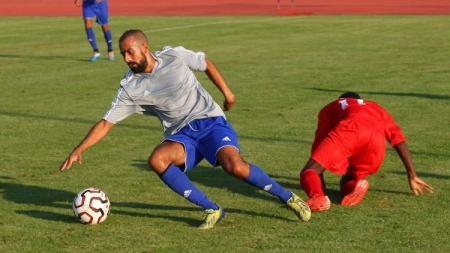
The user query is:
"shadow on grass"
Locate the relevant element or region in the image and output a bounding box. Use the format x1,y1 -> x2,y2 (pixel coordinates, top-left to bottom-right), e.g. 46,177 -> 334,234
113,201 -> 294,226
306,87 -> 450,100
0,109 -> 161,133
0,53 -> 91,62
0,108 -> 310,145
129,160 -> 306,221
390,171 -> 450,180
131,160 -> 291,204
15,207 -> 201,227
15,210 -> 79,223
1,178 -> 294,226
0,182 -> 74,209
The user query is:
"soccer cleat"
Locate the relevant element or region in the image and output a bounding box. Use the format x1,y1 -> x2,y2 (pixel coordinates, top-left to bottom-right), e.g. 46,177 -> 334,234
341,179 -> 370,206
286,192 -> 311,222
305,194 -> 331,212
90,52 -> 101,62
108,52 -> 115,61
198,207 -> 225,229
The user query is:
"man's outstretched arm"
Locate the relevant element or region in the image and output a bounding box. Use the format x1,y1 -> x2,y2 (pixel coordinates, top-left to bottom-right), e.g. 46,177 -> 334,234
394,141 -> 433,195
60,119 -> 114,171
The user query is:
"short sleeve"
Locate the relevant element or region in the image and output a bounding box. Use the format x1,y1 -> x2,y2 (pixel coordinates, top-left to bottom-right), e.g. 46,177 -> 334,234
103,88 -> 136,124
380,106 -> 406,147
171,46 -> 207,71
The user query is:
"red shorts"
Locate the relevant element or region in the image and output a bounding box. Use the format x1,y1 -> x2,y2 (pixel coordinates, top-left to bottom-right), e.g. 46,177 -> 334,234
311,119 -> 386,180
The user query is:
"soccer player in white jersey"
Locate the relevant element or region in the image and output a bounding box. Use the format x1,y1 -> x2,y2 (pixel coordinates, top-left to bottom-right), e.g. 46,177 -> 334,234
60,29 -> 311,229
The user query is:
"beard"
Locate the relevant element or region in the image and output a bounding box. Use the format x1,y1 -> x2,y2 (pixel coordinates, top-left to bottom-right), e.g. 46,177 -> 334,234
129,52 -> 148,73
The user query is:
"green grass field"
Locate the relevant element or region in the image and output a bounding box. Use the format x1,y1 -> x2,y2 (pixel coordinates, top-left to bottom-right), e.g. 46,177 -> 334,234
1,15 -> 449,253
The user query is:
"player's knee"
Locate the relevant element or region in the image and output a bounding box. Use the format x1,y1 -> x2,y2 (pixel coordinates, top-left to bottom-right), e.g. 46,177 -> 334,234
223,163 -> 250,179
147,156 -> 157,171
147,153 -> 168,174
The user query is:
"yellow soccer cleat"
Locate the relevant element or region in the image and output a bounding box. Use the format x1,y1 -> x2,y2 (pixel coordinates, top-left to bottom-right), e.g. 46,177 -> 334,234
198,207 -> 225,229
286,192 -> 312,222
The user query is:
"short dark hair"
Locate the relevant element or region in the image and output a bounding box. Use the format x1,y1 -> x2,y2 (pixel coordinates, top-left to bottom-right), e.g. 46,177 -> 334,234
119,29 -> 148,44
339,92 -> 361,99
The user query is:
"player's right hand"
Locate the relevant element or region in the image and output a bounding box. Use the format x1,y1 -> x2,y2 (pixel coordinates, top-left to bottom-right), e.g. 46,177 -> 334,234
60,152 -> 82,171
409,177 -> 433,195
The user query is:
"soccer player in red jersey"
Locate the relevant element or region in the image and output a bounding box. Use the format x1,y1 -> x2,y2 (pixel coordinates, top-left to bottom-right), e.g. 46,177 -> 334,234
300,92 -> 433,211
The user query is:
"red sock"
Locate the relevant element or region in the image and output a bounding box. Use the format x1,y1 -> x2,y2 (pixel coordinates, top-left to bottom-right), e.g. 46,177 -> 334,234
341,179 -> 357,195
300,169 -> 325,198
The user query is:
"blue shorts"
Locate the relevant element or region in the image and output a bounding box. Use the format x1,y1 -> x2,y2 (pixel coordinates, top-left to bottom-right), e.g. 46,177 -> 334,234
82,0 -> 109,25
164,117 -> 240,172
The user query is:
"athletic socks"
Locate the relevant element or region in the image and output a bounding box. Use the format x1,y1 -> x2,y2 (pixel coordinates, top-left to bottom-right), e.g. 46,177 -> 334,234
85,27 -> 98,52
300,169 -> 325,198
104,30 -> 113,52
244,164 -> 292,203
340,178 -> 358,196
159,164 -> 219,210
160,163 -> 297,209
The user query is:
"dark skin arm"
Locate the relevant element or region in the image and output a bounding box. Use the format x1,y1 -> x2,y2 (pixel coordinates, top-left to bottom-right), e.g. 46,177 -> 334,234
394,141 -> 433,195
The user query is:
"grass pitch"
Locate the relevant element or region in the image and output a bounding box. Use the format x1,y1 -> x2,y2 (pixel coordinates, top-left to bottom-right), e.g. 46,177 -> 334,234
0,15 -> 449,253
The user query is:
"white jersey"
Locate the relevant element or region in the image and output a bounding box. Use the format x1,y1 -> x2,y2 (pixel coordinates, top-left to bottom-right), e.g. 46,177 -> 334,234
103,46 -> 225,137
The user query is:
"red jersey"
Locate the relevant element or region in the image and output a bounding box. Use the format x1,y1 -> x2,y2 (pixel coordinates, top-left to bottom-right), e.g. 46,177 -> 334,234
312,98 -> 406,153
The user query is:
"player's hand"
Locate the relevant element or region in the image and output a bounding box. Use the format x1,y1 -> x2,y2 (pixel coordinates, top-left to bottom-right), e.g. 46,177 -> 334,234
223,94 -> 235,111
223,100 -> 234,111
409,176 -> 433,195
60,152 -> 82,171
74,0 -> 82,7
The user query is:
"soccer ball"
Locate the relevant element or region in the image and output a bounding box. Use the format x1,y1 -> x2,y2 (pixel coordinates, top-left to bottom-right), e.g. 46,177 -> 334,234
73,187 -> 110,225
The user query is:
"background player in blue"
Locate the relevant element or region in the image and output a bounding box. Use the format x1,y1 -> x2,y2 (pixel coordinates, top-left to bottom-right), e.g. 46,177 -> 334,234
59,29 -> 311,229
75,0 -> 114,61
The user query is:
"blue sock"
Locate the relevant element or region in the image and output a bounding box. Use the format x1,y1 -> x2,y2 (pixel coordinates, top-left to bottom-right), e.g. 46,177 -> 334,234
159,164 -> 219,210
104,30 -> 113,52
244,164 -> 292,203
85,27 -> 98,51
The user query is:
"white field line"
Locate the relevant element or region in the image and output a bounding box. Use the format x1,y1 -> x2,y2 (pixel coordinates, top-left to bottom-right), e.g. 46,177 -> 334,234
0,16 -> 307,39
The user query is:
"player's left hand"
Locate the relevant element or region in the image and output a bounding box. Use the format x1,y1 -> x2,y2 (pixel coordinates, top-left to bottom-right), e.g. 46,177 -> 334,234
223,94 -> 235,111
223,100 -> 234,111
409,176 -> 433,195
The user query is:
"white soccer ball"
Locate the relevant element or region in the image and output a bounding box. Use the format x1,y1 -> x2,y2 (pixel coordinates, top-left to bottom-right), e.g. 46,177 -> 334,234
73,187 -> 110,225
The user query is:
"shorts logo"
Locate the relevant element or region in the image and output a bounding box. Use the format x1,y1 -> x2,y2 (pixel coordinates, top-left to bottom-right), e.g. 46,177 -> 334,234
222,136 -> 231,142
264,184 -> 272,191
184,190 -> 192,198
